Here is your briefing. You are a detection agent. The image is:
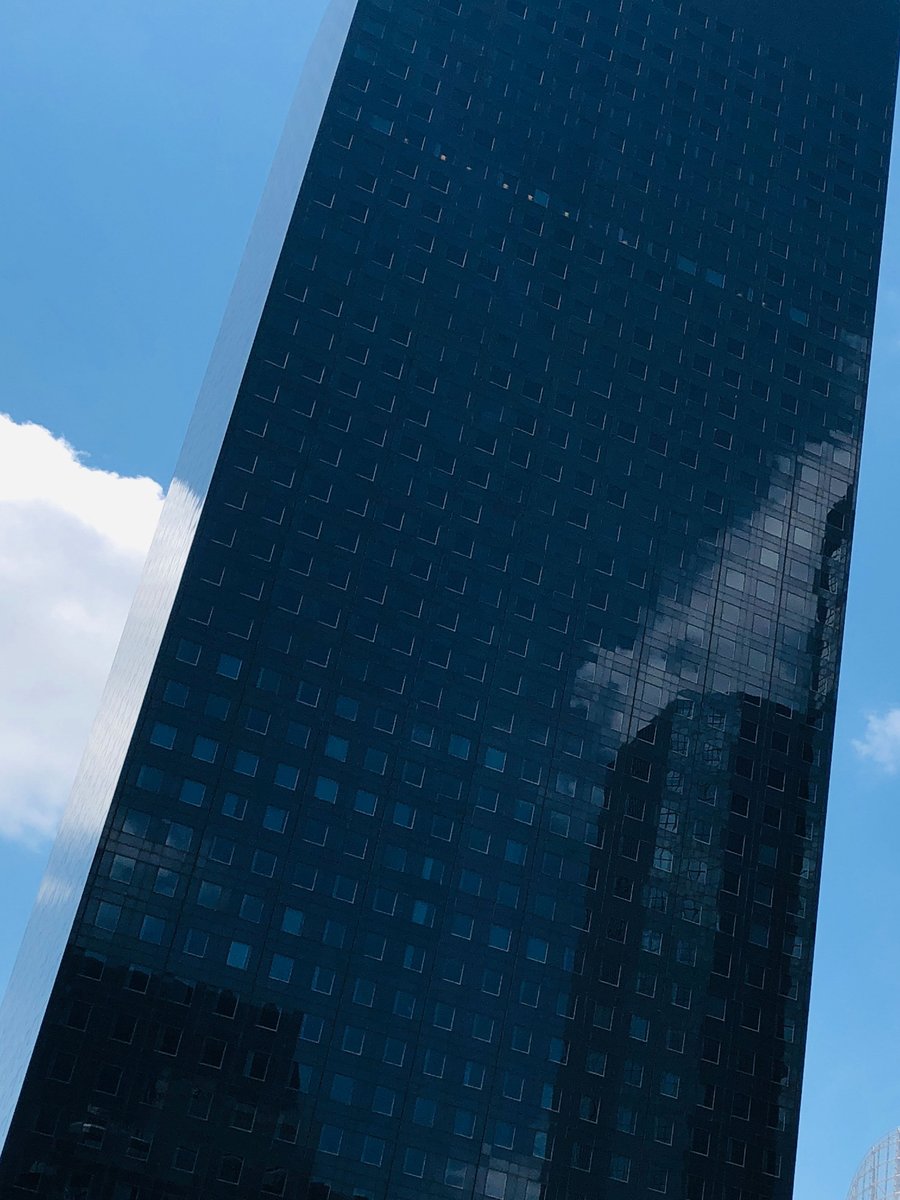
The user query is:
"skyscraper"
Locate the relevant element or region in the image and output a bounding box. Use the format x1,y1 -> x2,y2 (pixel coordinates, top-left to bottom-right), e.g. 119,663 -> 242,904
1,0 -> 898,1197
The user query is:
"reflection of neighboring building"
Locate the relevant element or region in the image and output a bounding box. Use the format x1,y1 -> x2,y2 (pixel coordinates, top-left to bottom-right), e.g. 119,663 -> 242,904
541,688 -> 817,1199
847,1130 -> 900,1200
539,483 -> 855,1199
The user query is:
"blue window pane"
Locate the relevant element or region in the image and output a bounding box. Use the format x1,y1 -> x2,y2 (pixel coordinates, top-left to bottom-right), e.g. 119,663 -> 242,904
191,737 -> 218,763
318,1125 -> 342,1155
274,764 -> 299,790
216,654 -> 242,679
163,681 -> 189,707
95,902 -> 120,932
445,1160 -> 468,1189
175,640 -> 201,665
448,734 -> 470,759
205,694 -> 230,720
165,824 -> 192,851
233,750 -> 259,777
139,916 -> 165,945
269,955 -> 293,983
240,895 -> 264,923
314,776 -> 338,803
483,746 -> 506,771
179,779 -> 206,807
335,695 -> 358,720
184,929 -> 208,958
149,723 -> 177,749
154,869 -> 178,897
221,793 -> 246,820
403,1147 -> 425,1177
263,806 -> 288,832
197,882 -> 221,909
136,767 -> 162,793
325,735 -> 349,761
226,942 -> 251,970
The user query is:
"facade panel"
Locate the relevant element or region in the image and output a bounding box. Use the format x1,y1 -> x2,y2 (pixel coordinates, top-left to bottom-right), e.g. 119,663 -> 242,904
1,1 -> 897,1198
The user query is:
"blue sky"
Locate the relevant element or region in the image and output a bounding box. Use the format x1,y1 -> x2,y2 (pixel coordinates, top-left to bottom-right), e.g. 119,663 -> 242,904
3,4 -> 900,1194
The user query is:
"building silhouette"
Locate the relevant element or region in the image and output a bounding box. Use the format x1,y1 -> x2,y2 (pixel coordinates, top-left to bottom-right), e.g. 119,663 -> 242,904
1,0 -> 898,1198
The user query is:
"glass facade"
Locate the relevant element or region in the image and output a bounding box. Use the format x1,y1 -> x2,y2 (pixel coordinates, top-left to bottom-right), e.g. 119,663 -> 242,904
1,1 -> 898,1198
847,1129 -> 900,1200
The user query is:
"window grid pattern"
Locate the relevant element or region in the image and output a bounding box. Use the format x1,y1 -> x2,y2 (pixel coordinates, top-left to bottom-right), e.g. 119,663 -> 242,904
1,0 -> 897,1198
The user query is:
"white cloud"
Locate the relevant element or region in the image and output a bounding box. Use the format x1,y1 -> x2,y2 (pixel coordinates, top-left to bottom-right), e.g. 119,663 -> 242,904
852,709 -> 900,773
0,414 -> 163,844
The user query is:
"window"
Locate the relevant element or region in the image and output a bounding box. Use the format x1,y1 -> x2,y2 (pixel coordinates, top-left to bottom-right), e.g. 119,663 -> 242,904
355,789 -> 378,815
270,955 -> 294,983
95,902 -> 120,932
166,823 -> 193,851
315,776 -> 339,804
140,916 -> 165,945
173,1146 -> 197,1173
184,929 -> 208,957
282,908 -> 304,935
488,925 -> 511,952
150,722 -> 177,749
412,900 -> 435,926
252,850 -> 277,877
217,654 -> 242,679
180,779 -> 206,807
192,737 -> 217,763
450,734 -> 471,759
318,1125 -> 342,1155
241,895 -> 264,923
660,1072 -> 680,1098
222,793 -> 246,820
404,1148 -> 426,1177
445,1160 -> 468,1189
653,846 -> 674,872
610,1155 -> 631,1183
526,937 -> 548,963
464,1061 -> 485,1089
226,942 -> 251,970
199,1039 -> 226,1069
325,735 -> 349,761
484,746 -> 507,771
176,640 -> 201,665
275,764 -> 300,790
362,1135 -> 385,1166
234,750 -> 259,777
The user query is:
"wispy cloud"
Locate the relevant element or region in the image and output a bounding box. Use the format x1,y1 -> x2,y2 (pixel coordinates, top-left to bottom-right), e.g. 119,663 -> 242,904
0,414 -> 163,844
852,709 -> 900,773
